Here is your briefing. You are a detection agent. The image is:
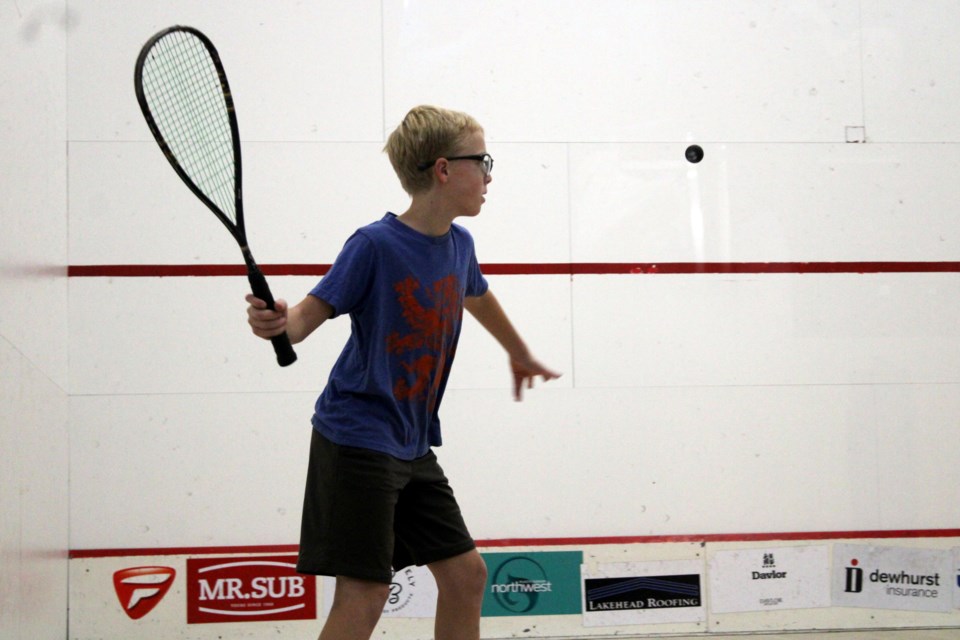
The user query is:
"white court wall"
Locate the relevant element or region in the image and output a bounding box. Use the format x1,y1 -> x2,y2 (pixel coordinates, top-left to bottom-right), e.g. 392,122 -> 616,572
66,0 -> 960,547
0,2 -> 71,639
60,1 -> 960,635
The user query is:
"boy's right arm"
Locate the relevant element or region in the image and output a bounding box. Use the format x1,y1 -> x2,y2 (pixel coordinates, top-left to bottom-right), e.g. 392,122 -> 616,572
246,293 -> 334,345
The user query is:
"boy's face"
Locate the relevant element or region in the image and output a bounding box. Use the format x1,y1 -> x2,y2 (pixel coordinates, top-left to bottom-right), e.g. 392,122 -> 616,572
444,130 -> 492,218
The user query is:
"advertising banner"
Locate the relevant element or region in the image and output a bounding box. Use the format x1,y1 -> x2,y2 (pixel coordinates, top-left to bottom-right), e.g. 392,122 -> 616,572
71,552 -> 325,640
322,565 -> 439,618
708,545 -> 830,613
832,544 -> 953,612
581,559 -> 705,627
186,555 -> 317,624
112,566 -> 177,620
954,547 -> 960,610
480,551 -> 583,617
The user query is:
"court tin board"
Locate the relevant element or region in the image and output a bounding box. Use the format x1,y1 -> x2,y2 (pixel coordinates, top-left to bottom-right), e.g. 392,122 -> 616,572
832,544 -> 953,612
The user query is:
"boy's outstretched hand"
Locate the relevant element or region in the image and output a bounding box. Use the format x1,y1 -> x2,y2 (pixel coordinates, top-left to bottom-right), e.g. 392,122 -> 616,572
510,355 -> 561,401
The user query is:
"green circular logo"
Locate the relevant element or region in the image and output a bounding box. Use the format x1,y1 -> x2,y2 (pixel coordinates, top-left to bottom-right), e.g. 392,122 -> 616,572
490,556 -> 550,613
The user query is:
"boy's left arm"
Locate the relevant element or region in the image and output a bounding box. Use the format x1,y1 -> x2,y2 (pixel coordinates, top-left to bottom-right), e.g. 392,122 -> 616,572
464,289 -> 561,400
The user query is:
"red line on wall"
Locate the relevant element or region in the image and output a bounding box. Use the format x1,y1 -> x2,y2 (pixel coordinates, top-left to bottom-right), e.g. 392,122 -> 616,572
67,264 -> 331,277
68,528 -> 960,559
68,261 -> 960,278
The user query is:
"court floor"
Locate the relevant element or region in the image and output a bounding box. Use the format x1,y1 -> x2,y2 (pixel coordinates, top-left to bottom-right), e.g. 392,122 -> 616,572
620,629 -> 960,639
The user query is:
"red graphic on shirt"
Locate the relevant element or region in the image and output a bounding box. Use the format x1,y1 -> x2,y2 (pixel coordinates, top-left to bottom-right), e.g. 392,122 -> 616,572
386,275 -> 461,410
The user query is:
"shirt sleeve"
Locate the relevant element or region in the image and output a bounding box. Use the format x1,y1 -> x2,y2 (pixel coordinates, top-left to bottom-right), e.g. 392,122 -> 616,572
310,231 -> 376,317
465,244 -> 489,298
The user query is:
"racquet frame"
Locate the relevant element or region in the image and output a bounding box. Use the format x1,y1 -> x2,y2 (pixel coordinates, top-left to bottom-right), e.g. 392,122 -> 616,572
134,26 -> 297,367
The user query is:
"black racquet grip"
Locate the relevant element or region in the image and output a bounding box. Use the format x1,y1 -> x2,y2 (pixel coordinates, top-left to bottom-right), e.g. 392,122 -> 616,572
269,332 -> 298,368
246,262 -> 297,367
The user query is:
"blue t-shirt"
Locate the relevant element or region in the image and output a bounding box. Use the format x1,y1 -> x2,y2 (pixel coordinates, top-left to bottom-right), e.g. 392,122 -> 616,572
310,213 -> 489,460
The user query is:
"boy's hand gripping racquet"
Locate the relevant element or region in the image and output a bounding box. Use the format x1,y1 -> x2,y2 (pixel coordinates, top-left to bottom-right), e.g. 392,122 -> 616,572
134,26 -> 296,367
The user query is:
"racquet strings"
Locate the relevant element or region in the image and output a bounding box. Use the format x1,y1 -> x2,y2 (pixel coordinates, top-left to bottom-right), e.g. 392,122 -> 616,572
140,30 -> 237,224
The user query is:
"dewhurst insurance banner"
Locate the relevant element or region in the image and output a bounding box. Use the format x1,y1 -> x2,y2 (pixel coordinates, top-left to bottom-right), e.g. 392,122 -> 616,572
832,544 -> 953,612
953,547 -> 960,610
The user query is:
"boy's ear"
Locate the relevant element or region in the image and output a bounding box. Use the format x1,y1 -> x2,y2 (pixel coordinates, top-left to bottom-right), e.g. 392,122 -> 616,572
433,158 -> 450,183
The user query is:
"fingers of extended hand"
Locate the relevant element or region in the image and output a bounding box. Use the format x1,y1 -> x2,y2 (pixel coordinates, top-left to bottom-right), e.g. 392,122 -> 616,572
246,295 -> 287,337
539,366 -> 562,382
513,358 -> 561,381
513,371 -> 523,401
510,357 -> 562,401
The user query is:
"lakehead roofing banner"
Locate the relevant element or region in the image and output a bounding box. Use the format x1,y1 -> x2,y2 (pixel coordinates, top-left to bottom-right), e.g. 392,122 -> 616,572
581,559 -> 705,627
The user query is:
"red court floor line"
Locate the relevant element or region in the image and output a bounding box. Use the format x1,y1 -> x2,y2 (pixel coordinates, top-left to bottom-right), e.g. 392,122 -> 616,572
68,262 -> 960,278
68,528 -> 960,559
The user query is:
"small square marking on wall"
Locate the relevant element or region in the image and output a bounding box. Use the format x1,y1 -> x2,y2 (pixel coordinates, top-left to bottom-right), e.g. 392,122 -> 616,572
845,126 -> 866,143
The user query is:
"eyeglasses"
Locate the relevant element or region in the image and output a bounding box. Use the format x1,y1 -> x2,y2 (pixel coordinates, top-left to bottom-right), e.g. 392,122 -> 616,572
417,153 -> 494,176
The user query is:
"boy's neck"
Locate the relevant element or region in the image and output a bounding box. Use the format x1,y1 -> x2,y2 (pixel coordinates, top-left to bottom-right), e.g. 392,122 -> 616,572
396,198 -> 454,237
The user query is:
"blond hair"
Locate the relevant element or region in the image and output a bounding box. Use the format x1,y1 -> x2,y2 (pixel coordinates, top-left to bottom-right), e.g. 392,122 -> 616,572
384,105 -> 483,195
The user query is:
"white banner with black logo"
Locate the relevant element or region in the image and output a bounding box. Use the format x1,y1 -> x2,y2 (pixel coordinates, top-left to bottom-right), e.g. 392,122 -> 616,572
708,545 -> 830,613
832,544 -> 953,612
954,547 -> 960,610
322,565 -> 438,618
581,559 -> 705,627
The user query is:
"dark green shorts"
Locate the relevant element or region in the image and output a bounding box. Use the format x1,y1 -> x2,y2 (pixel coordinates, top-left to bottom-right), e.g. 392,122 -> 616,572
296,429 -> 476,584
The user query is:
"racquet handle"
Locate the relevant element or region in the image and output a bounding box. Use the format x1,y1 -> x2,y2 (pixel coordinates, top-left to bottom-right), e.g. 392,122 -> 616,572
245,261 -> 297,367
270,332 -> 298,367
